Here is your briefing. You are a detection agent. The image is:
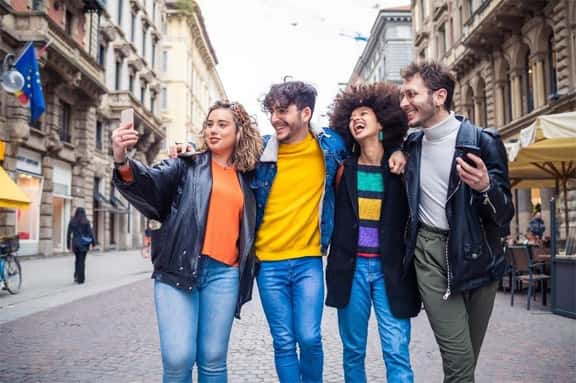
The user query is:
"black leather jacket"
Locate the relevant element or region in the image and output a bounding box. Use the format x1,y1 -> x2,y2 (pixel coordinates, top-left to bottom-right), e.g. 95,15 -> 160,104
113,152 -> 257,318
403,116 -> 514,296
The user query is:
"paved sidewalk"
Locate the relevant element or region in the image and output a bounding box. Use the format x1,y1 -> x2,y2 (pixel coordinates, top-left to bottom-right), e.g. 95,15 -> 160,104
0,250 -> 152,324
0,253 -> 574,382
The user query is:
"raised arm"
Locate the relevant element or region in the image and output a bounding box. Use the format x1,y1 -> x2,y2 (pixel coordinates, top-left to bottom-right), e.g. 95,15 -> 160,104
111,120 -> 182,221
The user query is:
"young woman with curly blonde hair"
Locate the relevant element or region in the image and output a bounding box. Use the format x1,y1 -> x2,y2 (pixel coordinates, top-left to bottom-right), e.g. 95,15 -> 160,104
111,100 -> 262,383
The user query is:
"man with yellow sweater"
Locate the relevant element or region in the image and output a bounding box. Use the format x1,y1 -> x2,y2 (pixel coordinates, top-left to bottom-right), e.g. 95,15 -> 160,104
251,81 -> 347,383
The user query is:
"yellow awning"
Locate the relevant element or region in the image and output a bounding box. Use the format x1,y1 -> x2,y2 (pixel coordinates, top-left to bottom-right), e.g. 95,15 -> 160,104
0,167 -> 30,209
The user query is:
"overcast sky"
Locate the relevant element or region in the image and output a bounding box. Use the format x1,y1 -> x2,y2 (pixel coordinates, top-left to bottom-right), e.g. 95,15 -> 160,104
196,0 -> 411,134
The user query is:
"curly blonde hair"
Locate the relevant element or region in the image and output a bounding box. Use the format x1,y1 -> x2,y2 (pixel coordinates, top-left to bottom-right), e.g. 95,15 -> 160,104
197,100 -> 262,172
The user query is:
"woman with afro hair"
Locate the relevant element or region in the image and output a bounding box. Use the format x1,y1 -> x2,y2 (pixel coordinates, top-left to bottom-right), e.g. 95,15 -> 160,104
325,82 -> 421,383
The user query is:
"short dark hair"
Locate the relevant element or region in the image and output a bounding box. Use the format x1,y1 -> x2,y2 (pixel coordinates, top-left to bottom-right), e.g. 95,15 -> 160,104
261,80 -> 317,116
401,61 -> 455,111
328,82 -> 408,151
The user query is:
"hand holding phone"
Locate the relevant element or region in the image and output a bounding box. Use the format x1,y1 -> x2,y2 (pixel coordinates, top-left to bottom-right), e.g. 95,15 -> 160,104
120,108 -> 134,130
457,144 -> 481,168
456,144 -> 490,191
112,108 -> 138,162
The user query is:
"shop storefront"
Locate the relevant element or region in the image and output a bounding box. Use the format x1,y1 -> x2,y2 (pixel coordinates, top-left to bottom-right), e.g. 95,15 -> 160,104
52,160 -> 72,253
15,148 -> 43,256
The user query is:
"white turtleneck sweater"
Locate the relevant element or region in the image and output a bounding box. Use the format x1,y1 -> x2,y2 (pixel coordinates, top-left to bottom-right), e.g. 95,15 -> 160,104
418,112 -> 461,230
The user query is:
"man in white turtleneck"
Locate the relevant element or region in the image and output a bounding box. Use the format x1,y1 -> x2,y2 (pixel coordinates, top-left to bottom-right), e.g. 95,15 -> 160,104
399,62 -> 514,383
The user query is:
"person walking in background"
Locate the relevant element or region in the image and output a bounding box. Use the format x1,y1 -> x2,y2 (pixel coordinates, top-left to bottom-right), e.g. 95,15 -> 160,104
326,82 -> 421,383
528,209 -> 546,241
66,207 -> 95,284
399,61 -> 514,382
111,100 -> 262,383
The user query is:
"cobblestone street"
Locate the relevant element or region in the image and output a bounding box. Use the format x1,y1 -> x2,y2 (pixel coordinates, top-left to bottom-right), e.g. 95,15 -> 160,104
0,254 -> 574,383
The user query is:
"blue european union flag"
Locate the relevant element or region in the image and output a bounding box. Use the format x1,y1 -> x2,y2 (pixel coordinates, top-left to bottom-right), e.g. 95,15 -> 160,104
15,42 -> 46,121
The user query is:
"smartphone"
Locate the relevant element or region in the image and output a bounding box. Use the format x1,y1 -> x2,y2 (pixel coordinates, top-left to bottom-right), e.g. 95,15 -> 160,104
457,144 -> 481,168
120,108 -> 134,129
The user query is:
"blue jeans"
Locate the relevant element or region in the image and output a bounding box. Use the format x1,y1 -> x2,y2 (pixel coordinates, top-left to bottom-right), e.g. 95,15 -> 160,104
257,256 -> 324,383
154,256 -> 239,383
337,257 -> 413,383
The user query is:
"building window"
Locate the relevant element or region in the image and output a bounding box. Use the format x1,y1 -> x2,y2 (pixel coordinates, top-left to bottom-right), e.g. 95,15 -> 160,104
65,9 -> 74,35
131,12 -> 136,43
437,24 -> 446,58
467,0 -> 474,18
32,0 -> 42,10
117,0 -> 123,26
97,43 -> 106,67
459,6 -> 464,37
482,92 -> 488,128
141,84 -> 146,105
161,87 -> 167,110
142,24 -> 147,57
449,18 -> 454,48
152,39 -> 157,68
29,116 -> 42,131
129,71 -> 135,93
547,34 -> 558,97
59,101 -> 72,143
115,58 -> 122,90
505,71 -> 512,124
150,91 -> 156,114
96,120 -> 103,151
162,50 -> 168,72
524,52 -> 534,113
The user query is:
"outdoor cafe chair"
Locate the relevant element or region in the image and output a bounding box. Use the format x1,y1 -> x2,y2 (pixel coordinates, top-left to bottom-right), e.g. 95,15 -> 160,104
505,245 -> 551,310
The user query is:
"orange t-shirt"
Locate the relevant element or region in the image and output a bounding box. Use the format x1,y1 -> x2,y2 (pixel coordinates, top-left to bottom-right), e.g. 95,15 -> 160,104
201,160 -> 244,266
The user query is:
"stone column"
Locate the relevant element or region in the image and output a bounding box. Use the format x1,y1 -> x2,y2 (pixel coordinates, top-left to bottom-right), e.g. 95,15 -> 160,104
540,187 -> 553,238
473,96 -> 483,127
531,54 -> 547,108
493,80 -> 506,127
510,69 -> 524,120
516,188 -> 532,240
39,156 -> 53,256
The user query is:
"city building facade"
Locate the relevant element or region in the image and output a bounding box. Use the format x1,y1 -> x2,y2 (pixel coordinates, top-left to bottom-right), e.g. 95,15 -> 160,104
412,0 -> 576,238
0,0 -> 168,255
0,0 -> 108,256
160,0 -> 225,153
96,0 -> 166,251
349,6 -> 413,85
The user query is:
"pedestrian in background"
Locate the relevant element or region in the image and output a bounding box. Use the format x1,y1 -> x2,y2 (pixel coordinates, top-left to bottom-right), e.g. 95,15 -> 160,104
326,82 -> 421,383
66,207 -> 95,284
400,61 -> 514,382
111,100 -> 261,383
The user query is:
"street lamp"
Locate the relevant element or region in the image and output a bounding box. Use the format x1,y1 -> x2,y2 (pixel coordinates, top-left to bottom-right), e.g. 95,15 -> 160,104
0,54 -> 25,94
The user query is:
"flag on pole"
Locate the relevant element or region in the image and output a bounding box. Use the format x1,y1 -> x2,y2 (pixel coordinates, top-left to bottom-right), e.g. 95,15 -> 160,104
14,42 -> 46,121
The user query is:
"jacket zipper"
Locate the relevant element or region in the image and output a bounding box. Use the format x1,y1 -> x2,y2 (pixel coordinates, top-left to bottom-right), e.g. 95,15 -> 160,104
479,220 -> 494,260
482,191 -> 497,215
442,230 -> 452,300
443,180 -> 461,300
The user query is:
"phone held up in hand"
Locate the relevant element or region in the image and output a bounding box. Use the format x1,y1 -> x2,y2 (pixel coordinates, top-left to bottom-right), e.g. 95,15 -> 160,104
457,144 -> 481,168
120,108 -> 134,129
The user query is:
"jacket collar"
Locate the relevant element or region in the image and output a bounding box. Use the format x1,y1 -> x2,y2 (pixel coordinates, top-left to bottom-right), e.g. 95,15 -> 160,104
260,123 -> 328,162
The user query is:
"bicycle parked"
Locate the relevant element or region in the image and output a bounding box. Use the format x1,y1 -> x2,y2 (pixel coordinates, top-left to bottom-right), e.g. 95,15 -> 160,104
0,235 -> 22,294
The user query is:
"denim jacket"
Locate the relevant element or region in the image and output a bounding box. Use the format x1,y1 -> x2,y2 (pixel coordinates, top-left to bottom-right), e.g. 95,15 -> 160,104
250,125 -> 348,253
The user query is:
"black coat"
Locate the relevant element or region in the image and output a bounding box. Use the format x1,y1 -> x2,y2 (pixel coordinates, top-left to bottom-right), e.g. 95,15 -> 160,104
67,221 -> 95,253
113,152 -> 257,318
403,116 -> 514,295
325,154 -> 421,319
